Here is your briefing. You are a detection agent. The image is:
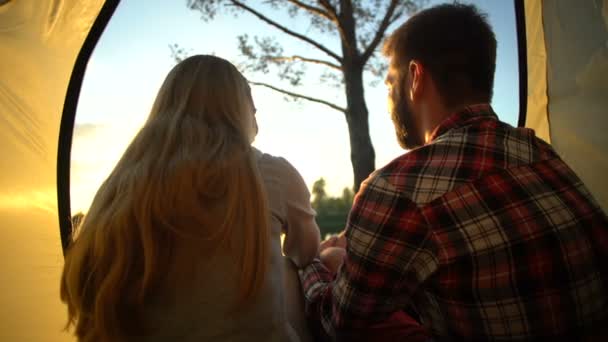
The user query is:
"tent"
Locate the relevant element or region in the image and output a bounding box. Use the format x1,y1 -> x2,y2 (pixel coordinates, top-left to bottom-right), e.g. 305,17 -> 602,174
0,0 -> 605,340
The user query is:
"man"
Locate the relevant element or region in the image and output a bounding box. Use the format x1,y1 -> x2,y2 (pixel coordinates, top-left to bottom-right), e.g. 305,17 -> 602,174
300,4 -> 608,341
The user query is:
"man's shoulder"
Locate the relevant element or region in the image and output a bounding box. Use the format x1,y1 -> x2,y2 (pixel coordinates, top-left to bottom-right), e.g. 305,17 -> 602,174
372,123 -> 555,206
370,144 -> 462,206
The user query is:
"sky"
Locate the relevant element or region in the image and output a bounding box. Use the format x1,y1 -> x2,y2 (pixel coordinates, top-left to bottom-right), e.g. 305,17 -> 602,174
71,0 -> 519,213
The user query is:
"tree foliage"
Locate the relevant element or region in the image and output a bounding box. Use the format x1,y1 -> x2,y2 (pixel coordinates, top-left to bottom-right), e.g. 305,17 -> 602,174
179,0 -> 426,190
311,177 -> 354,238
184,0 -> 423,89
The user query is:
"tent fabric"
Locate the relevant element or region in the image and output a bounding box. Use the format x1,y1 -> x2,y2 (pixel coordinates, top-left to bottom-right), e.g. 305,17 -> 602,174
528,0 -> 608,211
522,0 -> 551,144
0,0 -> 104,340
0,0 -> 606,341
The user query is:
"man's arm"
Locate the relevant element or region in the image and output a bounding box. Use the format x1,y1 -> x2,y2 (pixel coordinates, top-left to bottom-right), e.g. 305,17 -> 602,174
299,173 -> 439,339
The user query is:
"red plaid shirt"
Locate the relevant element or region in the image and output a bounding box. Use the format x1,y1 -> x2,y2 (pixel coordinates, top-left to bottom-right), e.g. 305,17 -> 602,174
300,104 -> 608,341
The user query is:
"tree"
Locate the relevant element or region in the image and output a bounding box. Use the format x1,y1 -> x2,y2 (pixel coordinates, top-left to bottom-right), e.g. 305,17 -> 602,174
310,177 -> 354,237
180,0 -> 423,191
70,212 -> 85,241
312,177 -> 327,207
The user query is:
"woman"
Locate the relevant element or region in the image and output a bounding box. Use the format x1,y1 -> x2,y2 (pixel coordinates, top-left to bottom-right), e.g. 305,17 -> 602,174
61,55 -> 320,341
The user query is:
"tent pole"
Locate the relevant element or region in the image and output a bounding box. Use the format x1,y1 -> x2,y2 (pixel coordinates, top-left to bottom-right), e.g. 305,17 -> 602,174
57,0 -> 121,256
514,0 -> 528,128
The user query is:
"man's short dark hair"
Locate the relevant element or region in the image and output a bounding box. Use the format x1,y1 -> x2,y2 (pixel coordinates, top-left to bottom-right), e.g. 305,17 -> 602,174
383,4 -> 497,107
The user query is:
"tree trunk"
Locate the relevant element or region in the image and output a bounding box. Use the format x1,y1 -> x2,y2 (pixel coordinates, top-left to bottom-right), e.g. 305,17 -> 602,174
339,0 -> 376,192
343,64 -> 375,192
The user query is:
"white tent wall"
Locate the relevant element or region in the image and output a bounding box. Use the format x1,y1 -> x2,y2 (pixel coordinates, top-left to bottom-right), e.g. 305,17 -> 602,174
0,0 -> 104,340
525,0 -> 608,211
523,0 -> 551,144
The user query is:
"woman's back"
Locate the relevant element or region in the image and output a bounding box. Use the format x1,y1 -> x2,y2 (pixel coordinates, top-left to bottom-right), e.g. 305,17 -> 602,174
140,149 -> 317,341
142,249 -> 294,341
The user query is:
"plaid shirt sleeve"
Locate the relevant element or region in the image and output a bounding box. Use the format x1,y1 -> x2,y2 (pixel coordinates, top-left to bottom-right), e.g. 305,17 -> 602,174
299,172 -> 439,339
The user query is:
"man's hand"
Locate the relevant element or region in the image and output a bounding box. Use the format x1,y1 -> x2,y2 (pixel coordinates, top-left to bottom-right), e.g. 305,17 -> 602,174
320,246 -> 346,274
319,231 -> 347,273
320,230 -> 347,252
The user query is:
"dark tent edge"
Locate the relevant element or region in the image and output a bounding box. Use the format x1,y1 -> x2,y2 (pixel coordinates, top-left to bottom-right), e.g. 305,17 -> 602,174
57,0 -> 121,255
514,0 -> 528,128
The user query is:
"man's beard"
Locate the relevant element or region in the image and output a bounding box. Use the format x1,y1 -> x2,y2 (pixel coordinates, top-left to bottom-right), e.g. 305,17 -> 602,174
390,93 -> 423,150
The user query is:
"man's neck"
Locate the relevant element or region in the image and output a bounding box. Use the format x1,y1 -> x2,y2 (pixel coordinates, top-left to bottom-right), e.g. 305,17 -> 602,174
422,102 -> 486,144
420,105 -> 452,144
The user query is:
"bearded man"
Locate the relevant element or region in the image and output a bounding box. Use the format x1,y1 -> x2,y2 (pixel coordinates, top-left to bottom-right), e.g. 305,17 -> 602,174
300,3 -> 608,341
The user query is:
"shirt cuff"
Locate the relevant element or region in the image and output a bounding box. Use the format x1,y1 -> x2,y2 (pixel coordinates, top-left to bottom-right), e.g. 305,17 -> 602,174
298,258 -> 334,302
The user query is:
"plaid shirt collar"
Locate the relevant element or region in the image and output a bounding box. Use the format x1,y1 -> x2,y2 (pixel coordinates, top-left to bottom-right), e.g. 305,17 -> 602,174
428,103 -> 498,143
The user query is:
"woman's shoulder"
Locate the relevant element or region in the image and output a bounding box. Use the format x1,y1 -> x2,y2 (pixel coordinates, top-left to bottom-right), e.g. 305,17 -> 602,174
253,147 -> 299,178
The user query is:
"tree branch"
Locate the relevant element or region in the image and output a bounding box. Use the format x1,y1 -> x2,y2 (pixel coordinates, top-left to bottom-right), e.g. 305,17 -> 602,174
287,0 -> 347,43
317,0 -> 349,51
286,0 -> 332,21
361,0 -> 399,63
317,0 -> 337,17
269,55 -> 341,70
249,81 -> 346,113
388,12 -> 401,26
229,0 -> 342,63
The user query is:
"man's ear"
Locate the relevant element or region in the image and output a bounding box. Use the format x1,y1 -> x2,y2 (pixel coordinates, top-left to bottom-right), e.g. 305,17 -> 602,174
408,60 -> 424,102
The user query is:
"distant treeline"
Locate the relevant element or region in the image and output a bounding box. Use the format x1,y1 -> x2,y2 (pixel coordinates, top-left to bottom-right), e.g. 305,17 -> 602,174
310,178 -> 353,238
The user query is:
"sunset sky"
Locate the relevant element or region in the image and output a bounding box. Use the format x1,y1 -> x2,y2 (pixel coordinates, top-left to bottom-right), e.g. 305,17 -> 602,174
71,0 -> 519,213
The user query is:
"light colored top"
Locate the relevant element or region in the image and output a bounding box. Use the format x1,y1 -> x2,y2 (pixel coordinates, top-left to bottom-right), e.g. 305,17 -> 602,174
255,148 -> 321,268
256,148 -> 320,342
142,148 -> 320,341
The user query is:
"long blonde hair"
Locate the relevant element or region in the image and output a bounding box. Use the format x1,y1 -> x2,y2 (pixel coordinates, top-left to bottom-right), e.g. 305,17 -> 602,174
60,55 -> 270,341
